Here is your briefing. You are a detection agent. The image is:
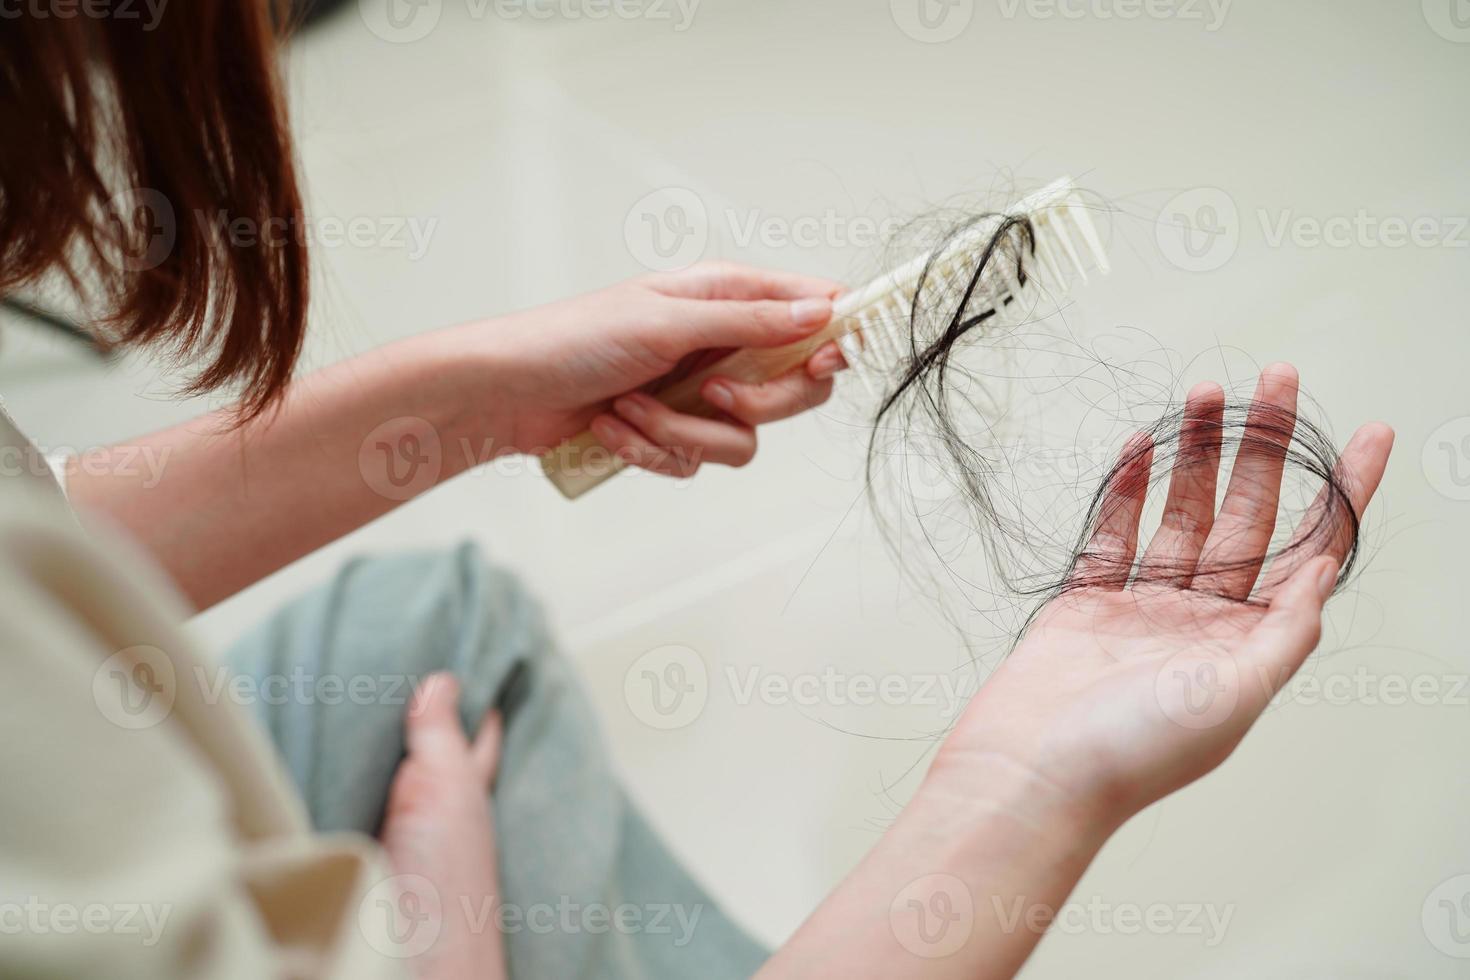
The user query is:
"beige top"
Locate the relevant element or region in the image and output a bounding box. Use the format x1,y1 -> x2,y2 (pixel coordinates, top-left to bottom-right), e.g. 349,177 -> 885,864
0,407 -> 407,979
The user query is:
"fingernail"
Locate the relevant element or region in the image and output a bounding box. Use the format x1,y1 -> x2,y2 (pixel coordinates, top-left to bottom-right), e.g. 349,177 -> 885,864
614,396 -> 646,424
704,381 -> 734,411
790,297 -> 832,329
1316,560 -> 1339,600
809,347 -> 846,380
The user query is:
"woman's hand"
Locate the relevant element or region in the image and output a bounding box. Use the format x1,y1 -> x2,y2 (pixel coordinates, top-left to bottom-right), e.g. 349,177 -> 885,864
379,674 -> 508,980
450,261 -> 848,476
760,366 -> 1393,980
928,364 -> 1395,827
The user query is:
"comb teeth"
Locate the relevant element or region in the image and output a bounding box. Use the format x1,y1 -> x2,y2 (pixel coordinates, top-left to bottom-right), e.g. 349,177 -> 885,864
837,176 -> 1107,392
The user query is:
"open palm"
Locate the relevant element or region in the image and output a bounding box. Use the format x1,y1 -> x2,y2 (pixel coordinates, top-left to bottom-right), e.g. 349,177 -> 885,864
935,365 -> 1394,823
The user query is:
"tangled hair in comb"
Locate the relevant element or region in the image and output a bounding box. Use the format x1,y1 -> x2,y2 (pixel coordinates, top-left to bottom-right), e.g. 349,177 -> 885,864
863,210 -> 1363,627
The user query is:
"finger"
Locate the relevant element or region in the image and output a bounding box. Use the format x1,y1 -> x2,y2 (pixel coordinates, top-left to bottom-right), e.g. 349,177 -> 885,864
665,296 -> 832,353
1193,364 -> 1300,599
806,341 -> 849,381
469,710 -> 503,790
1237,555 -> 1337,713
649,260 -> 843,302
1069,433 -> 1154,591
1257,421 -> 1394,595
702,369 -> 834,426
589,413 -> 700,478
611,393 -> 758,468
1139,382 -> 1225,587
406,673 -> 469,759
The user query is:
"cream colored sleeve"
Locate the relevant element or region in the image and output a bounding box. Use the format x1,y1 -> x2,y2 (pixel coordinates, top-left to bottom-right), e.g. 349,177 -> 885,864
0,484 -> 410,980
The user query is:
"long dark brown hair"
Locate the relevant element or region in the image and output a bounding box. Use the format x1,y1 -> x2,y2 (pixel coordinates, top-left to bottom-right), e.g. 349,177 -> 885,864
0,1 -> 307,418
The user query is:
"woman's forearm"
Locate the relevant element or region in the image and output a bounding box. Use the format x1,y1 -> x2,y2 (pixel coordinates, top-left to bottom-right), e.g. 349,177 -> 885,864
66,331 -> 506,609
759,757 -> 1116,980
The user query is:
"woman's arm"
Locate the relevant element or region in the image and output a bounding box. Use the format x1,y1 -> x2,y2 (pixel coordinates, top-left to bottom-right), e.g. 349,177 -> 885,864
758,758 -> 1114,980
67,264 -> 846,608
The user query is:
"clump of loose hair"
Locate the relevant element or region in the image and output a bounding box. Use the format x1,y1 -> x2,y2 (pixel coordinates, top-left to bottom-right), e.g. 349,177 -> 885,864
863,208 -> 1361,621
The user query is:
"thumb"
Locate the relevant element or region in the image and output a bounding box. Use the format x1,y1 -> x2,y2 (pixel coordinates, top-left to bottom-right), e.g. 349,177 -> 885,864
406,672 -> 470,759
665,296 -> 832,353
1241,555 -> 1337,698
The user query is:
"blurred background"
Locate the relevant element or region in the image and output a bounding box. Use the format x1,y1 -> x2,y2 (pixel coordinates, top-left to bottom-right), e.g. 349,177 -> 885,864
3,0 -> 1468,974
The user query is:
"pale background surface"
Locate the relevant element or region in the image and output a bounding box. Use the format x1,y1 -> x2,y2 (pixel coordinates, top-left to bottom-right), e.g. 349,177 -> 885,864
2,0 -> 1468,974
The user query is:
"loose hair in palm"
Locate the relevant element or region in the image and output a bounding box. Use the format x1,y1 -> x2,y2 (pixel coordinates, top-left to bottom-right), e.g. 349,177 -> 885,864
864,207 -> 1361,612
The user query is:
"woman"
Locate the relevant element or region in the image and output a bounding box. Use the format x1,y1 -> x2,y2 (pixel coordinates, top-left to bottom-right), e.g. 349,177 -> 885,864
0,4 -> 1393,979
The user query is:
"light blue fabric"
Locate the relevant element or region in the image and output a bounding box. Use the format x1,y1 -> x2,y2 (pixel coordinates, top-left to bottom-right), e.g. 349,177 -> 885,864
224,542 -> 768,980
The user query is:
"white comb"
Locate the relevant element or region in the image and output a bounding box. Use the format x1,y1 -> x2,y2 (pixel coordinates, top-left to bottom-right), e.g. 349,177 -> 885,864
542,176 -> 1108,500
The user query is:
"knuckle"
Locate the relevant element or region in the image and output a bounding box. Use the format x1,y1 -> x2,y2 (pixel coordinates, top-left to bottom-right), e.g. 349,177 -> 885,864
1159,509 -> 1212,537
637,409 -> 673,444
751,301 -> 786,334
807,378 -> 835,407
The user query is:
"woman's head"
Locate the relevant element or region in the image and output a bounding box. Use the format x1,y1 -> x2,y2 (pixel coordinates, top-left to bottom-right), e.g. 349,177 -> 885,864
0,2 -> 306,417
